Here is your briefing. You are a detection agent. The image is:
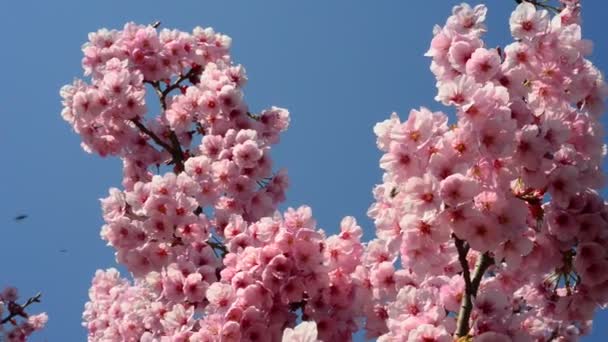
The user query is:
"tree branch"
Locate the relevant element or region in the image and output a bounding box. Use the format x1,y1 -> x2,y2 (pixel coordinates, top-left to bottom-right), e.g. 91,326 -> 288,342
168,132 -> 185,173
454,237 -> 493,338
130,118 -> 174,153
142,67 -> 201,172
159,68 -> 199,108
455,237 -> 471,285
1,292 -> 42,325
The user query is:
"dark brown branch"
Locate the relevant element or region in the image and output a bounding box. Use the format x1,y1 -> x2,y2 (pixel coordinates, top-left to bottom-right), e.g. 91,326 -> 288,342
454,236 -> 493,338
1,292 -> 42,325
470,254 -> 493,294
130,118 -> 174,153
455,237 -> 471,285
168,132 -> 185,173
246,111 -> 260,121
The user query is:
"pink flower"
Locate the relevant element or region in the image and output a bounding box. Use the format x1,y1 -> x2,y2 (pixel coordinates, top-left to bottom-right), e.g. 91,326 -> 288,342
494,234 -> 533,268
436,75 -> 479,106
280,276 -> 305,304
206,283 -> 234,310
428,148 -> 468,180
221,321 -> 242,342
439,174 -> 481,207
545,205 -> 578,242
477,118 -> 516,158
475,287 -> 509,318
457,214 -> 502,252
440,276 -> 464,312
161,304 -> 194,335
575,242 -> 608,286
282,321 -> 319,342
1,287 -> 18,302
401,212 -> 450,245
391,107 -> 447,148
284,206 -> 315,231
448,38 -> 482,73
267,254 -> 293,279
184,156 -> 212,181
402,174 -> 441,214
370,262 -> 397,298
514,125 -> 549,171
232,139 -> 263,169
374,113 -> 401,151
460,83 -> 509,127
476,331 -> 512,342
339,216 -> 363,242
183,273 -> 207,303
408,324 -> 451,342
465,48 -> 501,82
379,142 -> 423,182
100,188 -> 126,221
27,313 -> 48,330
510,3 -> 549,40
446,3 -> 487,35
547,165 -> 580,208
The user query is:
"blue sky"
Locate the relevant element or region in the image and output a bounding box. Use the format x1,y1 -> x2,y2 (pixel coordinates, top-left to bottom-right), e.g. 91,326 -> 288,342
1,1 -> 607,340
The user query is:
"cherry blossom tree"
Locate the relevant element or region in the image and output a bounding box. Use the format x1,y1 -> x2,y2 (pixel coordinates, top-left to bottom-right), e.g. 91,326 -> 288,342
58,0 -> 608,341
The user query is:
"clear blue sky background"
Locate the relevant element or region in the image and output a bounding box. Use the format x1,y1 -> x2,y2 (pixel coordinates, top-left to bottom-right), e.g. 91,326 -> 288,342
1,1 -> 607,340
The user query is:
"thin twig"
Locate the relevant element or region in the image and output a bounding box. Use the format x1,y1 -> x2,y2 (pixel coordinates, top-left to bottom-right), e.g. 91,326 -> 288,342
516,0 -> 562,13
246,111 -> 260,121
158,68 -> 200,110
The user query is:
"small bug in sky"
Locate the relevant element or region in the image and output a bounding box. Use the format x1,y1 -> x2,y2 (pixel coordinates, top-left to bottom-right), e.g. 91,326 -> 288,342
14,214 -> 28,221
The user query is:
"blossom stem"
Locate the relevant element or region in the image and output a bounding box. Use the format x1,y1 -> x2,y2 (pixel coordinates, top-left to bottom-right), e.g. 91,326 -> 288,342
454,237 -> 493,338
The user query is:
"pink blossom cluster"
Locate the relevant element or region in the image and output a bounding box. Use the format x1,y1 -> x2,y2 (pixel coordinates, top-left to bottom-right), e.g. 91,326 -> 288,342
0,287 -> 47,341
190,209 -> 365,341
60,22 -> 295,341
83,208 -> 365,341
61,22 -> 291,264
82,267 -> 213,341
60,22 -> 289,205
369,0 -> 608,340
